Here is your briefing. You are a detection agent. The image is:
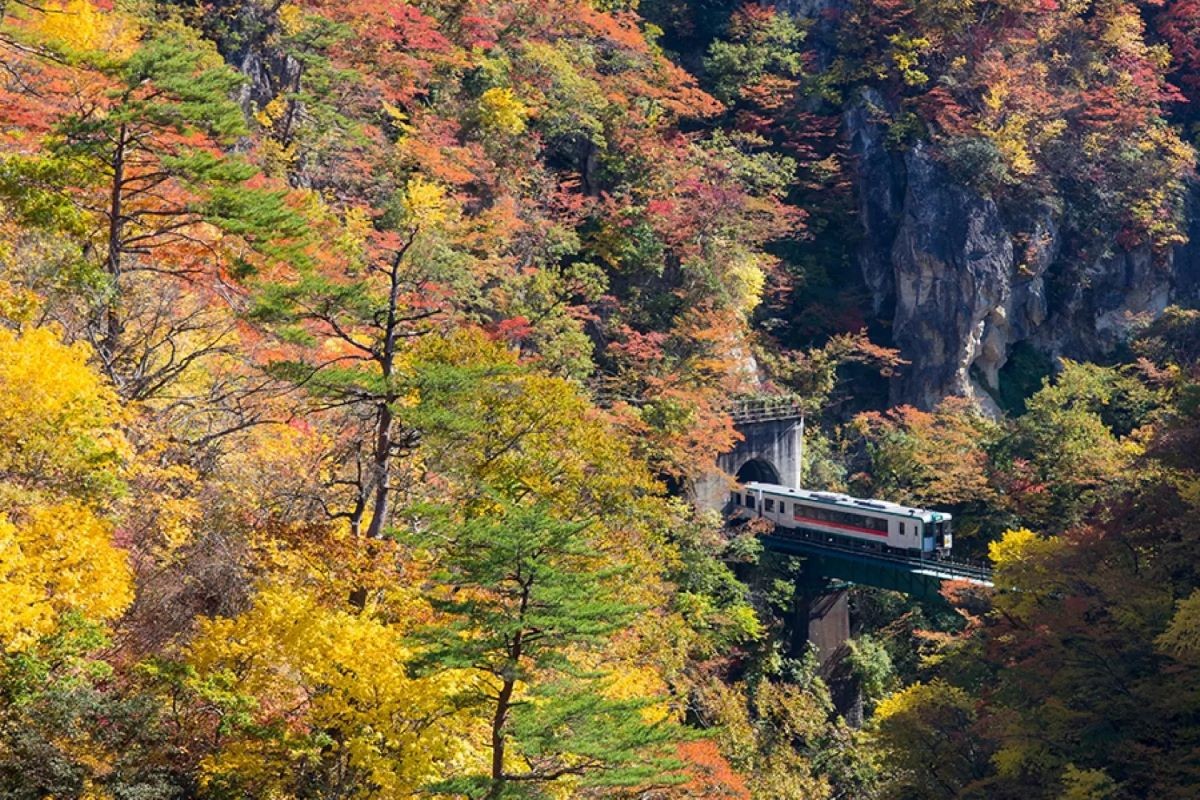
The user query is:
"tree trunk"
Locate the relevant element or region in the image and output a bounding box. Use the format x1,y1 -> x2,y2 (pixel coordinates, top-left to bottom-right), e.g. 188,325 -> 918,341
364,401 -> 392,539
101,124 -> 128,375
486,580 -> 530,800
487,674 -> 515,800
362,245 -> 408,539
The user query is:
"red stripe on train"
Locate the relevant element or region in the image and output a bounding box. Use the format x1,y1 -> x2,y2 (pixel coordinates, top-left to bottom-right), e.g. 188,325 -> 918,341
788,514 -> 890,538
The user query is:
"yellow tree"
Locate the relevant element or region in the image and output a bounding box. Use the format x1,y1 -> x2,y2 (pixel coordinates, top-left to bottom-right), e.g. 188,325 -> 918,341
0,322 -> 161,798
400,329 -> 695,798
0,324 -> 133,650
187,584 -> 479,799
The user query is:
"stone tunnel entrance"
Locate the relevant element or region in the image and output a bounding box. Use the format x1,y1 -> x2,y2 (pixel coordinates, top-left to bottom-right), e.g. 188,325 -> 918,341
735,458 -> 781,485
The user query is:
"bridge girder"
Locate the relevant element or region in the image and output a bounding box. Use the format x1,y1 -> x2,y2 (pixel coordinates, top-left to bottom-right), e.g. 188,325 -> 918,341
760,534 -> 993,601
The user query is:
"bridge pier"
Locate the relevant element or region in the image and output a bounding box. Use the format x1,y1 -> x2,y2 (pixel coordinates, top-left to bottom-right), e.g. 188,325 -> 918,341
801,588 -> 850,673
788,574 -> 861,723
790,571 -> 850,673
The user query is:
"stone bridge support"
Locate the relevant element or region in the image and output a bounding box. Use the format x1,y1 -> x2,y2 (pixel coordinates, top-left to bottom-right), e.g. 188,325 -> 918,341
697,399 -> 859,719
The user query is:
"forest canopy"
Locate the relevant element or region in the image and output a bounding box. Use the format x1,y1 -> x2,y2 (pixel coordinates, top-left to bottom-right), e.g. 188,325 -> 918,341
2,0 -> 1200,798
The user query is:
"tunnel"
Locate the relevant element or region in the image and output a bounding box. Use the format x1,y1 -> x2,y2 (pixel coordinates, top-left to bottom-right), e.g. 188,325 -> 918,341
736,457 -> 781,485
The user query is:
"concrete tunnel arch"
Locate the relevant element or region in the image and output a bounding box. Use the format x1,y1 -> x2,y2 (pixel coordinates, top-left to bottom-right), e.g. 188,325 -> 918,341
735,457 -> 781,485
695,415 -> 804,511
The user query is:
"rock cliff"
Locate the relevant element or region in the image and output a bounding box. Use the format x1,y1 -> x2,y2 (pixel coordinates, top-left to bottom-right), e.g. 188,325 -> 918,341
845,88 -> 1200,411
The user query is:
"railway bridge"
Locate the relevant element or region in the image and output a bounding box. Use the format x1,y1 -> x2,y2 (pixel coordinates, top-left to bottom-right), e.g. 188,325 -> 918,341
696,394 -> 994,674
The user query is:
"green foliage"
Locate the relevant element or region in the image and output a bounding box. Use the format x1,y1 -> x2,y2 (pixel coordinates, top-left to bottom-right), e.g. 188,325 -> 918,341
0,617 -> 179,800
1007,360 -> 1161,529
845,635 -> 895,711
665,510 -> 764,654
940,136 -> 1011,192
871,680 -> 986,799
704,5 -> 807,104
413,501 -> 686,797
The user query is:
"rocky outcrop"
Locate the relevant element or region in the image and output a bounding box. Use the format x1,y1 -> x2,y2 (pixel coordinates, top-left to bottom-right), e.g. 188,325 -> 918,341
844,89 -> 1200,411
844,92 -> 903,315
888,143 -> 1012,409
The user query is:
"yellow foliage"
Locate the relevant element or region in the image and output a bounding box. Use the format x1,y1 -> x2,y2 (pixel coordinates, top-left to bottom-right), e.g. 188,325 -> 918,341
1099,5 -> 1145,55
277,2 -> 305,35
190,585 -> 481,797
0,325 -> 129,503
1058,764 -> 1117,799
36,0 -> 140,57
253,96 -> 289,129
402,175 -> 451,228
215,421 -> 334,519
991,735 -> 1058,779
412,329 -> 659,521
725,250 -> 767,317
478,87 -> 529,136
0,282 -> 42,323
1157,589 -> 1200,665
0,325 -> 133,650
988,527 -> 1060,574
0,502 -> 133,651
887,33 -> 932,86
126,451 -> 201,553
989,528 -> 1067,617
603,664 -> 672,724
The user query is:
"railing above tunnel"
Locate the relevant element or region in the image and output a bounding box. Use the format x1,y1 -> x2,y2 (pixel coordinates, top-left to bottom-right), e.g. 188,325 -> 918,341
729,394 -> 806,424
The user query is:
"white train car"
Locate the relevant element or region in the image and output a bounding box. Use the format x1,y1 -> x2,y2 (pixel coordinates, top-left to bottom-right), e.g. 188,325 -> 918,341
731,481 -> 953,556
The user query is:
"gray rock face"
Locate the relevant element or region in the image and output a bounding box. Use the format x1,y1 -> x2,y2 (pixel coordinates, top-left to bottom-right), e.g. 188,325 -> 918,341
237,47 -> 301,119
844,91 -> 903,314
844,90 -> 1200,410
889,143 -> 1012,409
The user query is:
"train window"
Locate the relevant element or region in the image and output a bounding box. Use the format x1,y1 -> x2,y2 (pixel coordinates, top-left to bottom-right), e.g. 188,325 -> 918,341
746,496 -> 755,509
764,499 -> 774,512
730,492 -> 740,505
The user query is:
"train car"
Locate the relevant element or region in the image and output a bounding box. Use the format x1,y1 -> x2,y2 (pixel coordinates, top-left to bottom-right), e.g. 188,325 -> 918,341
730,481 -> 953,557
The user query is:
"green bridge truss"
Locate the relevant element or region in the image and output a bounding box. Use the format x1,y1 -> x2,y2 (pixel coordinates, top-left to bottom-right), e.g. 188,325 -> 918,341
759,532 -> 994,602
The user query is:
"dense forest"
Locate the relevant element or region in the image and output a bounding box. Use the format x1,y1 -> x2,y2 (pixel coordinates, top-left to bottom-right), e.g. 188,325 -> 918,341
2,0 -> 1200,797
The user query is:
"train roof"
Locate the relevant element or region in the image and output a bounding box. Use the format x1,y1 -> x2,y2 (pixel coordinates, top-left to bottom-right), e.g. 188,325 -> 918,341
742,481 -> 951,522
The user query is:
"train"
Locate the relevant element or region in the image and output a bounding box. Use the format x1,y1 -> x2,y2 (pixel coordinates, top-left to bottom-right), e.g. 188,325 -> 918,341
731,481 -> 953,557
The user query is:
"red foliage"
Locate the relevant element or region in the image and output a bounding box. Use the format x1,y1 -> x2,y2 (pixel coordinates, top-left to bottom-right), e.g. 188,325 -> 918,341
1157,0 -> 1200,105
668,740 -> 751,799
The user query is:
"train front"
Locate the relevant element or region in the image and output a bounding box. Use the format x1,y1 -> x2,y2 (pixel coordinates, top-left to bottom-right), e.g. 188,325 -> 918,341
930,513 -> 953,556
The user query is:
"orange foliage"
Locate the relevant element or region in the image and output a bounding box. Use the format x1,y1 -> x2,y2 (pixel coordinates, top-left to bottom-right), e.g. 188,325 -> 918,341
667,740 -> 751,799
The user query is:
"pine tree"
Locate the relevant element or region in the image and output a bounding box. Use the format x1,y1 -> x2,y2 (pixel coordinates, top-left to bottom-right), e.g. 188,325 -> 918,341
1,15 -> 305,398
250,175 -> 470,539
414,500 -> 686,799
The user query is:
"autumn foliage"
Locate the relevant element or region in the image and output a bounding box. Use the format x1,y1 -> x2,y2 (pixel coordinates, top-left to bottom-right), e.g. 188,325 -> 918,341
4,0 -> 1200,798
